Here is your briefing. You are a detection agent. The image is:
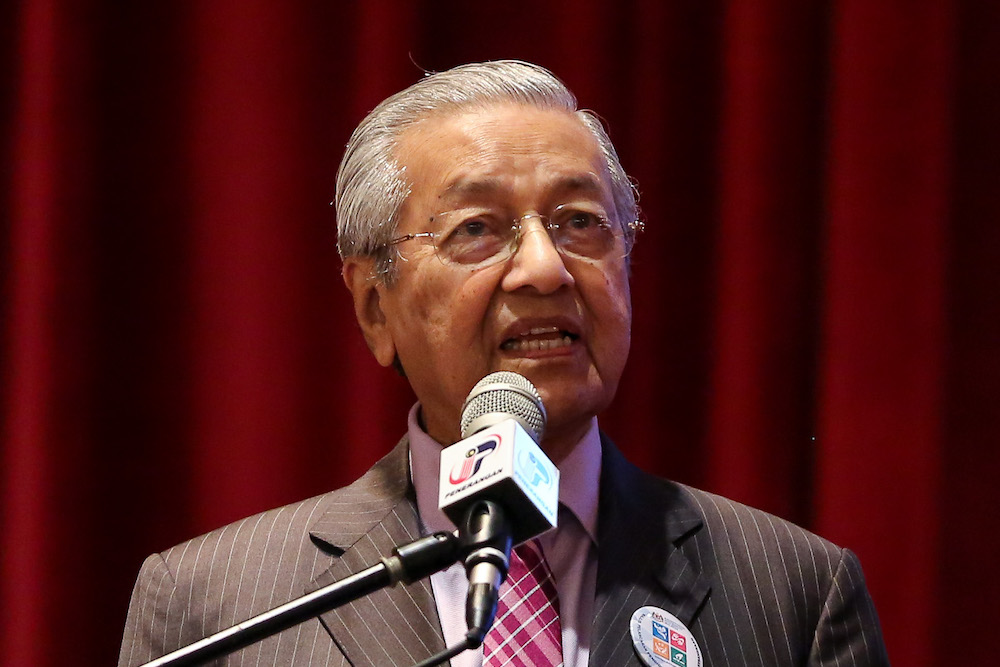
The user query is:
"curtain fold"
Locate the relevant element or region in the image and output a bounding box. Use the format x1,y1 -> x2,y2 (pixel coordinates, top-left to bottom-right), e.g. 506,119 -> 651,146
815,2 -> 954,655
3,2 -> 996,665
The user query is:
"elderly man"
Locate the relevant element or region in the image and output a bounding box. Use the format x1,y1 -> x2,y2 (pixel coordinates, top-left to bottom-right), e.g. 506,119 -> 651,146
119,61 -> 888,667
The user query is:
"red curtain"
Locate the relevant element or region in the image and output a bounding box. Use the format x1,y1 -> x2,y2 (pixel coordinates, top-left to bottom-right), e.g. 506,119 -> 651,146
3,2 -> 998,665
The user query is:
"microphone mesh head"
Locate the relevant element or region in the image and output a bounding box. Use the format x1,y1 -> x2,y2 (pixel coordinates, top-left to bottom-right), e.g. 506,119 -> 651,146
460,371 -> 546,443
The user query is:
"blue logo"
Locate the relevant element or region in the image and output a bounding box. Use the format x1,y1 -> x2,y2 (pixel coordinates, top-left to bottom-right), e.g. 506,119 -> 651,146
517,448 -> 552,488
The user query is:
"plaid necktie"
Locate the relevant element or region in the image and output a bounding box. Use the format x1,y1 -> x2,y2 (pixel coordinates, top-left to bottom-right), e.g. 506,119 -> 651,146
483,539 -> 564,666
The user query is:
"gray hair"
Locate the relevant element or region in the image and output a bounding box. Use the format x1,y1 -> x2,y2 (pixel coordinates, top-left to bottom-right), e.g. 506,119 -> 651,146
335,60 -> 638,280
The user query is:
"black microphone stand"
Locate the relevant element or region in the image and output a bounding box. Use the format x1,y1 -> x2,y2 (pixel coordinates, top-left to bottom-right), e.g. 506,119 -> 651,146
413,500 -> 514,667
138,531 -> 460,667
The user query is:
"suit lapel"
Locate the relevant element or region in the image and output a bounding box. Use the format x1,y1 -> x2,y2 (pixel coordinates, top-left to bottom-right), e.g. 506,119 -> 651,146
590,436 -> 711,665
305,439 -> 448,666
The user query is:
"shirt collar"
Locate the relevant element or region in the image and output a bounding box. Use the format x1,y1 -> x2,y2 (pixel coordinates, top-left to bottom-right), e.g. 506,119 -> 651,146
408,402 -> 601,545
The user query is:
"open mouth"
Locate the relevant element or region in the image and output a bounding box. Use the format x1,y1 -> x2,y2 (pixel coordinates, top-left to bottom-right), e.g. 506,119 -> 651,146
500,326 -> 578,352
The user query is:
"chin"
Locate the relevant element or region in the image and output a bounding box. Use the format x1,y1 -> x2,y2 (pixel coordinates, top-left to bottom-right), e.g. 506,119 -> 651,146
539,391 -> 604,431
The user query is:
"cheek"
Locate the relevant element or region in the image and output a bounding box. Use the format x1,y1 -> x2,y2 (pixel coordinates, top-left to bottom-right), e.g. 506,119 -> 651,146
607,271 -> 632,323
591,269 -> 633,365
398,283 -> 453,349
394,267 -> 497,352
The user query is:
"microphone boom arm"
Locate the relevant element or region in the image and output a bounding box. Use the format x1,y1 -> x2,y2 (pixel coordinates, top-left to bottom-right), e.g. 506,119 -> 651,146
138,531 -> 461,667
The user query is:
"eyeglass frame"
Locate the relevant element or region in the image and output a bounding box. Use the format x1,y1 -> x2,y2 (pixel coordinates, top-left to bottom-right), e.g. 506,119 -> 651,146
372,206 -> 645,273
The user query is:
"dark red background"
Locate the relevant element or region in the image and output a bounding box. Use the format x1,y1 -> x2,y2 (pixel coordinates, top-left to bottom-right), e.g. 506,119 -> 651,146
3,2 -> 998,665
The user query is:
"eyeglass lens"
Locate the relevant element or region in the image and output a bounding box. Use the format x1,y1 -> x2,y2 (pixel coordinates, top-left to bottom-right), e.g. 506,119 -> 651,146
432,205 -> 621,267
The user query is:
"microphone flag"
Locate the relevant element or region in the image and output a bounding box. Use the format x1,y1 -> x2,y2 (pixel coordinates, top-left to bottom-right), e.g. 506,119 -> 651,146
438,419 -> 559,544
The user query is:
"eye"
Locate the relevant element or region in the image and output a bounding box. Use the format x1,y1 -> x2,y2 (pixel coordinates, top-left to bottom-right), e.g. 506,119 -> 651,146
565,210 -> 601,229
441,212 -> 509,242
436,211 -> 511,265
453,218 -> 490,237
554,206 -> 607,231
550,205 -> 616,259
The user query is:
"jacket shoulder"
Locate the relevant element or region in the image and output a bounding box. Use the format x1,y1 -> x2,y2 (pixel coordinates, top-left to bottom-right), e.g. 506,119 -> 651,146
146,439 -> 412,640
678,483 -> 843,558
158,436 -> 411,577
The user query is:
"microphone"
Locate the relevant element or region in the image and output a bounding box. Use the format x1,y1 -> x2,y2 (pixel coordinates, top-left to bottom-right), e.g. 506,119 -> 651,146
437,371 -> 560,647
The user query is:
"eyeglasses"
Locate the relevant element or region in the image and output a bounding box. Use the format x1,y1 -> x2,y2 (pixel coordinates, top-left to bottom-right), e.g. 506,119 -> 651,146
377,204 -> 644,270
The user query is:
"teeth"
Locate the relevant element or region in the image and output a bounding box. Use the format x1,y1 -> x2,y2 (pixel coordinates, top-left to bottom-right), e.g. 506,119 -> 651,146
503,335 -> 574,352
522,326 -> 560,336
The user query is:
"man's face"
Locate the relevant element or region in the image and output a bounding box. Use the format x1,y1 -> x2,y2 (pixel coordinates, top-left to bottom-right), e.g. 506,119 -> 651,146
346,104 -> 632,460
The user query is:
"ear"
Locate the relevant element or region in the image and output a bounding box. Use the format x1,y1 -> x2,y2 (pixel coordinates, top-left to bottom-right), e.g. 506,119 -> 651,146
342,257 -> 397,368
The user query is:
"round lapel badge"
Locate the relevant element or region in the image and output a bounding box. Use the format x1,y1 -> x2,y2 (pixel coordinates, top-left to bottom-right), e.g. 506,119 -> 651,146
630,606 -> 702,667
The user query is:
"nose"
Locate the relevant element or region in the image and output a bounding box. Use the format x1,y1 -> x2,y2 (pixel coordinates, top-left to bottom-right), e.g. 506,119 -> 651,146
500,217 -> 575,294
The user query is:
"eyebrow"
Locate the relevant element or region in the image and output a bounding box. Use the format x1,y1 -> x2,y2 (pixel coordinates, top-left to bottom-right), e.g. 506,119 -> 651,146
439,172 -> 607,204
440,177 -> 506,202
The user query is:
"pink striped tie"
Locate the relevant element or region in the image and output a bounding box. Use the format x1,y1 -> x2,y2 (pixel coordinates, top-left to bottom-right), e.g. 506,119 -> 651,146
483,539 -> 564,666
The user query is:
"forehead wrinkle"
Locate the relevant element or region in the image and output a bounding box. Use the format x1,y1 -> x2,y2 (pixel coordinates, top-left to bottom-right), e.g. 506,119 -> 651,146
438,169 -> 607,208
440,176 -> 508,203
548,172 -> 606,198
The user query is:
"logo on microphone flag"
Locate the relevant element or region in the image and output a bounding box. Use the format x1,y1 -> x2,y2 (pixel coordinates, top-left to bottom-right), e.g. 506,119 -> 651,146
439,419 -> 558,543
449,438 -> 498,484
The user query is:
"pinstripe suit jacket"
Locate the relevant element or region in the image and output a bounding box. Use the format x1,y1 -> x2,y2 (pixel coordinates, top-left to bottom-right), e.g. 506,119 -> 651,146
119,436 -> 888,666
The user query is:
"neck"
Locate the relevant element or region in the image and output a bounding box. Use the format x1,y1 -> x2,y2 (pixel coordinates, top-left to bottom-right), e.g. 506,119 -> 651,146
540,418 -> 592,464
